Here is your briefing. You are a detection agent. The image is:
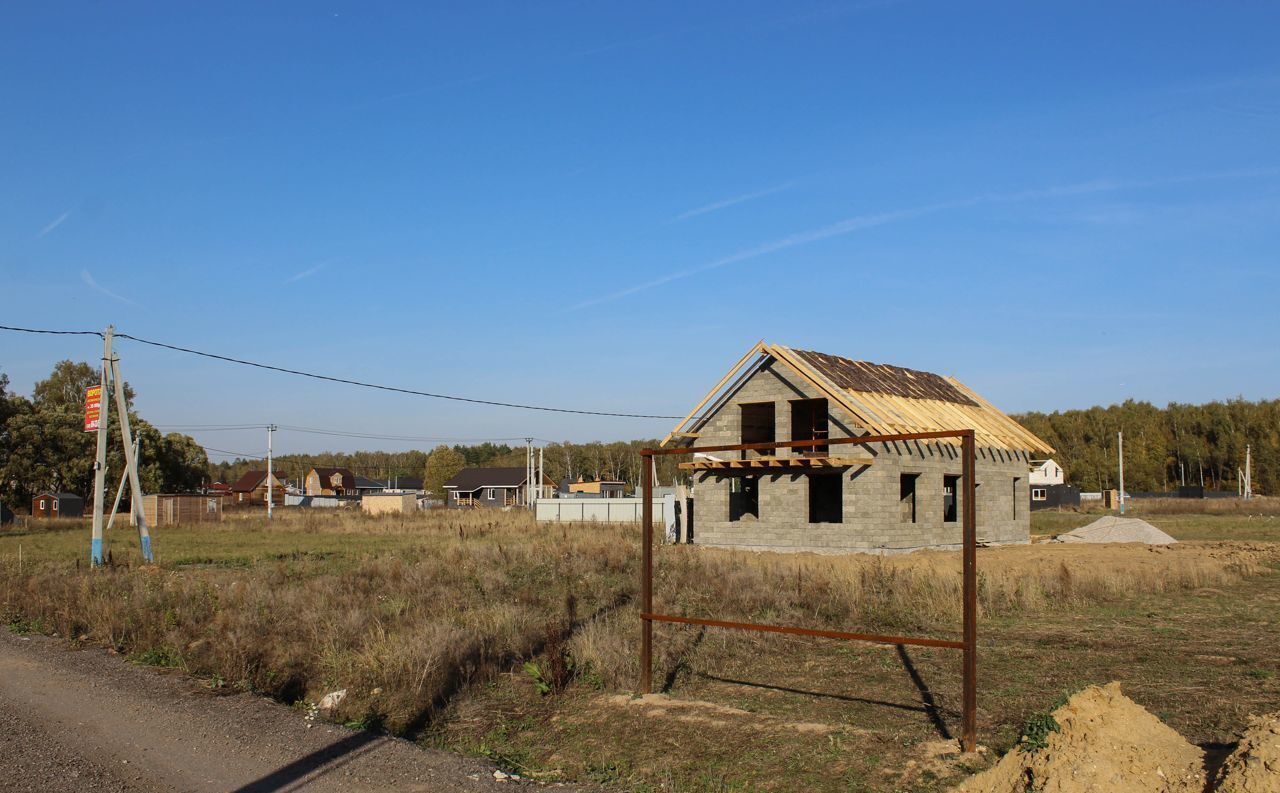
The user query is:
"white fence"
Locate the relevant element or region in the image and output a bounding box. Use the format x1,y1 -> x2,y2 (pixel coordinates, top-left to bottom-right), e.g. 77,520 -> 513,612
284,494 -> 346,508
535,496 -> 677,535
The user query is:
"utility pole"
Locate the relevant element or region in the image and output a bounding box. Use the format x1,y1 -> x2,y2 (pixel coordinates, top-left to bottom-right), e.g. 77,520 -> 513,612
109,350 -> 152,562
1117,431 -> 1125,515
89,327 -> 112,566
267,424 -> 278,519
1245,444 -> 1252,500
538,445 -> 544,504
524,438 -> 534,508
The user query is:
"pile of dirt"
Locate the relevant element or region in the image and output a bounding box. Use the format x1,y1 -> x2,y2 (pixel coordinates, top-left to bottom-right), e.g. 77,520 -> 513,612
1053,516 -> 1178,545
955,682 -> 1205,792
1215,711 -> 1280,792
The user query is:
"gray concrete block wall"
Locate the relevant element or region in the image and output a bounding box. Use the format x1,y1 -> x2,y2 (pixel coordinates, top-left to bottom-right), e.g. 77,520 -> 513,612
688,360 -> 1032,555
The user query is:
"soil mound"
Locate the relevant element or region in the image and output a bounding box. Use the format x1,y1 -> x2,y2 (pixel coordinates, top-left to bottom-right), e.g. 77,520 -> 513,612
1215,711 -> 1280,792
954,682 -> 1205,792
1054,516 -> 1177,545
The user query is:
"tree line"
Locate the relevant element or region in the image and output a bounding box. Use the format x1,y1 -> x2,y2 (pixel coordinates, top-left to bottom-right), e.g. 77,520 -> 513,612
5,359 -> 1270,504
211,439 -> 689,497
213,400 -> 1277,498
1,362 -> 208,507
1013,398 -> 1277,494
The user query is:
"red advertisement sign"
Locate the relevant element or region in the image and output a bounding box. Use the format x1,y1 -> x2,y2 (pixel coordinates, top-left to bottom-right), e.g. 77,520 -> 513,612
83,385 -> 102,432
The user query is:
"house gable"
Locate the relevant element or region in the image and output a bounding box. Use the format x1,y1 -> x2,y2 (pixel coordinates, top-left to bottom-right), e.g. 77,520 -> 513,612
665,342 -> 1053,456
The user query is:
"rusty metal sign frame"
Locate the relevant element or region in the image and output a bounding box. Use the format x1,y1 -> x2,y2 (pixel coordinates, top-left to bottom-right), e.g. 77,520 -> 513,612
639,428 -> 979,752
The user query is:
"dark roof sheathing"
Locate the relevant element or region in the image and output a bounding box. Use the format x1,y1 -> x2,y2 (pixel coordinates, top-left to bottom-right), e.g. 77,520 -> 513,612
309,468 -> 356,489
443,467 -> 553,492
790,349 -> 978,406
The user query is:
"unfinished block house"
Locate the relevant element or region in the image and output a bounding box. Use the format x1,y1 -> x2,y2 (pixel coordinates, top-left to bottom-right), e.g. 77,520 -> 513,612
662,342 -> 1054,554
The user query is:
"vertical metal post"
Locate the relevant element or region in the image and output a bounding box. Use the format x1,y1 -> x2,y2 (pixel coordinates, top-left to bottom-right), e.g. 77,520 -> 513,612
640,451 -> 654,694
90,327 -> 112,566
267,424 -> 276,519
961,430 -> 977,753
110,355 -> 152,562
1117,431 -> 1125,515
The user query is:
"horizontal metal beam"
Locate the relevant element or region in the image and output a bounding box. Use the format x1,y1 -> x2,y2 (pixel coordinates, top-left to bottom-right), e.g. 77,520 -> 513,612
642,428 -> 974,457
642,612 -> 966,650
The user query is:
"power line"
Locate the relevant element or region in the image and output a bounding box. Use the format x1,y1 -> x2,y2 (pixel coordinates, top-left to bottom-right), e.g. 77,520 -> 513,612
0,324 -> 680,419
200,445 -> 265,460
277,425 -> 531,443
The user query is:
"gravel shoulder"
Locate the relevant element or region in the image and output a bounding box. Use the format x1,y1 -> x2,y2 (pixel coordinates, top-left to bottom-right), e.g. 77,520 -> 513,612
0,630 -> 548,792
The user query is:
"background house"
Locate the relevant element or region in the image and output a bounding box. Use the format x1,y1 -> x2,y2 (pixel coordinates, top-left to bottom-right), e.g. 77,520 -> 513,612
664,342 -> 1053,554
229,470 -> 288,505
444,468 -> 555,508
305,467 -> 357,496
559,476 -> 626,499
31,492 -> 84,518
1028,458 -> 1081,510
353,475 -> 425,496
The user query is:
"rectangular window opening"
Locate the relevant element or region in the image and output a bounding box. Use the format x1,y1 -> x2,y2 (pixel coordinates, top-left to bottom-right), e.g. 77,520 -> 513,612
943,474 -> 960,523
1032,488 -> 1047,501
809,474 -> 842,523
1012,477 -> 1020,518
900,474 -> 918,523
728,475 -> 759,522
790,398 -> 829,457
739,402 -> 776,458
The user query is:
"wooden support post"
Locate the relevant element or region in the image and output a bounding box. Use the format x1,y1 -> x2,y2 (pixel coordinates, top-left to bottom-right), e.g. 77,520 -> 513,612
961,430 -> 978,752
640,452 -> 654,694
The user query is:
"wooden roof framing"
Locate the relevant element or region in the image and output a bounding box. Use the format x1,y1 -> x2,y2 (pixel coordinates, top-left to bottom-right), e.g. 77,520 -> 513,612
661,342 -> 1054,454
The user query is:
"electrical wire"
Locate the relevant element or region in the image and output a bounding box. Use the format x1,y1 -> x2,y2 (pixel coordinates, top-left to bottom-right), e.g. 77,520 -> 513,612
200,445 -> 265,460
0,324 -> 679,419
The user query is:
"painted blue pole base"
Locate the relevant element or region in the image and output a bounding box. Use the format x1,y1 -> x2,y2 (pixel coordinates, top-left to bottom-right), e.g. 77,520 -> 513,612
140,536 -> 153,563
91,538 -> 104,566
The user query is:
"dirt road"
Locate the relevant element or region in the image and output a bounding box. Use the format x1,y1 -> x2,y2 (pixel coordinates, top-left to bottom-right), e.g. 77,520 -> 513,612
0,631 -> 545,792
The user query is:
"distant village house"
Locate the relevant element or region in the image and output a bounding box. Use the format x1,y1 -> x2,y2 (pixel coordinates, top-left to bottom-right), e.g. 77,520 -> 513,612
31,492 -> 85,518
1028,458 -> 1081,510
561,476 -> 626,499
444,467 -> 555,508
230,470 -> 288,505
305,467 -> 357,497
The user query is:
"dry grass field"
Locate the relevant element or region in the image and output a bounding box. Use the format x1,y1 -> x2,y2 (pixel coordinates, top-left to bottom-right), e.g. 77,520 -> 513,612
2,503 -> 1279,791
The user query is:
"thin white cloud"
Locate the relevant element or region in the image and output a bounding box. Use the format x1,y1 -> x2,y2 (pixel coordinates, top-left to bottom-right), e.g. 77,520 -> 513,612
284,260 -> 329,284
37,211 -> 71,238
81,270 -> 141,307
675,182 -> 795,221
569,166 -> 1280,311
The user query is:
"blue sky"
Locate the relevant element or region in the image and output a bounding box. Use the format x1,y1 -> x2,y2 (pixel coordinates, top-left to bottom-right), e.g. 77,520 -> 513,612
2,2 -> 1279,459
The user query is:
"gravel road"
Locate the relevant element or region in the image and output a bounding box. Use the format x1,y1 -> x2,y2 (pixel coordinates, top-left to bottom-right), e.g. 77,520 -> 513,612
0,630 -> 555,792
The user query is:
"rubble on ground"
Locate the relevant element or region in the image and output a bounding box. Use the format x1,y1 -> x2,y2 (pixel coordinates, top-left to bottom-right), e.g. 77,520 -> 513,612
1053,516 -> 1178,545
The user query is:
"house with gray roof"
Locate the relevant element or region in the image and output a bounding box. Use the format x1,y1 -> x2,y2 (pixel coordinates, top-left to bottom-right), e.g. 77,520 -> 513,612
443,467 -> 554,508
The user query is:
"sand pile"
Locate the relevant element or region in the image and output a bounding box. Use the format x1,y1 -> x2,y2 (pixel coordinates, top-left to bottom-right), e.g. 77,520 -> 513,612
955,682 -> 1205,792
1054,516 -> 1178,545
1215,711 -> 1280,792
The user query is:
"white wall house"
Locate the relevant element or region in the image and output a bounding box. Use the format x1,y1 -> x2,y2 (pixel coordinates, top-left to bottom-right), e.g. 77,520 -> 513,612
1029,459 -> 1065,486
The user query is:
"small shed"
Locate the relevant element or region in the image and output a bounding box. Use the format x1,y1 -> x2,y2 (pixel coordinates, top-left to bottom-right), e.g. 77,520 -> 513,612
143,494 -> 224,527
361,492 -> 417,516
31,492 -> 84,518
